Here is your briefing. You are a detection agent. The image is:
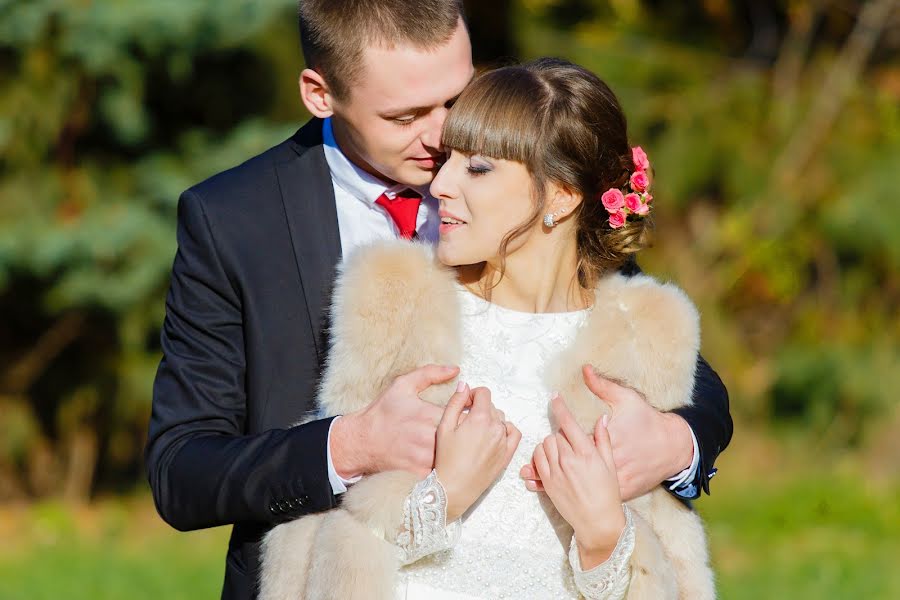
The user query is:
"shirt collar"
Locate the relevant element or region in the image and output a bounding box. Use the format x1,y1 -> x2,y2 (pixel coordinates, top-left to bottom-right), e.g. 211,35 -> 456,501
322,117 -> 431,205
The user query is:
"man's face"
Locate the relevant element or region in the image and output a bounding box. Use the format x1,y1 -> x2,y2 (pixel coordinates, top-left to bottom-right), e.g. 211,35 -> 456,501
330,18 -> 474,188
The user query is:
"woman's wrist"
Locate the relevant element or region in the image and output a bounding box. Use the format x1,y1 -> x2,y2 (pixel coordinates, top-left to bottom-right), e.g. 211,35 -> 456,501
434,467 -> 465,523
575,505 -> 628,570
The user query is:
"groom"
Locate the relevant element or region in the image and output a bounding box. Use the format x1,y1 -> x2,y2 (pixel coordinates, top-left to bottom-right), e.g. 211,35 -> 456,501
145,1 -> 732,598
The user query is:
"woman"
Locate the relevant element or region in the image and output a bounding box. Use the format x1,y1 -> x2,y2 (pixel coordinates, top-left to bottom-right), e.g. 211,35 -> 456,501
259,58 -> 714,599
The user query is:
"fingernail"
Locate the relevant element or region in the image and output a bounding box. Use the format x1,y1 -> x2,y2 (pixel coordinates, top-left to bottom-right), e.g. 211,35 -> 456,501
456,380 -> 466,393
602,414 -> 609,427
525,481 -> 537,491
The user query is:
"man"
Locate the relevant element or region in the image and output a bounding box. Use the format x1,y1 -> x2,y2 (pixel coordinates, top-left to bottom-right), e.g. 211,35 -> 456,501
145,1 -> 732,598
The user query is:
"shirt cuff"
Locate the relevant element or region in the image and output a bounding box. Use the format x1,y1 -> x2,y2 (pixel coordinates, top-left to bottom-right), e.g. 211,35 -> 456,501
326,416 -> 363,495
665,424 -> 700,490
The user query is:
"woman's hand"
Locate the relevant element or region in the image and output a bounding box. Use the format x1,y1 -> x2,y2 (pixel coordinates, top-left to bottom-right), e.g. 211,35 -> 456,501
531,395 -> 625,569
435,382 -> 521,522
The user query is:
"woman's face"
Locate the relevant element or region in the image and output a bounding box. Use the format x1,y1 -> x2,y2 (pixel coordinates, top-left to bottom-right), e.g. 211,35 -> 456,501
430,150 -> 537,266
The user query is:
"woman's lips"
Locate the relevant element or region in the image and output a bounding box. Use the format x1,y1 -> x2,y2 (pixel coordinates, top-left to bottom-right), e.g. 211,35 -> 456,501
439,222 -> 465,235
439,211 -> 467,235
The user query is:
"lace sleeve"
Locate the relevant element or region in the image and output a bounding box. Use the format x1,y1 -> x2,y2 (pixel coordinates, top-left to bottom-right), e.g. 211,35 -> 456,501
396,469 -> 462,565
568,505 -> 635,600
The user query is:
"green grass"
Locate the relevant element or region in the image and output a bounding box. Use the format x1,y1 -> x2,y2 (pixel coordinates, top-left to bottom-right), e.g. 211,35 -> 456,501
0,499 -> 229,600
2,464 -> 898,599
699,475 -> 900,599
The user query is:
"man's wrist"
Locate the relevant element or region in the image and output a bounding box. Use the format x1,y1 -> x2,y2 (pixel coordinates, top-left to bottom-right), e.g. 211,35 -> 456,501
662,412 -> 694,478
329,411 -> 368,479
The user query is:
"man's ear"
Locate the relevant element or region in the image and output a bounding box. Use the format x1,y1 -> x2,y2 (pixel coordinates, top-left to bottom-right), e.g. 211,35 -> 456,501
299,68 -> 335,118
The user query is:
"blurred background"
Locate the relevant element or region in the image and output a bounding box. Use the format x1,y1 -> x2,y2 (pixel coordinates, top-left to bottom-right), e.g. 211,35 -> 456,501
1,0 -> 898,598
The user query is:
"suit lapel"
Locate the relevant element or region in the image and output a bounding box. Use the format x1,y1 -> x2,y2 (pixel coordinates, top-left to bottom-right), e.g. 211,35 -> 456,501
276,120 -> 342,363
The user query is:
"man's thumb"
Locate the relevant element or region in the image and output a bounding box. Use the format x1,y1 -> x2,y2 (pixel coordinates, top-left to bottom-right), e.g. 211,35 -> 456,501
582,365 -> 621,406
407,364 -> 460,392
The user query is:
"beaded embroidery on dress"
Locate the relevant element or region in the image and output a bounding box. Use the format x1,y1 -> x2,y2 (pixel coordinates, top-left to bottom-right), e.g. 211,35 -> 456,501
397,288 -> 634,600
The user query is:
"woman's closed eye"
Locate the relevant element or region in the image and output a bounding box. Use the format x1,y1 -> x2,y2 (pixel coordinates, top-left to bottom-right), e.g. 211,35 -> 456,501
466,157 -> 493,176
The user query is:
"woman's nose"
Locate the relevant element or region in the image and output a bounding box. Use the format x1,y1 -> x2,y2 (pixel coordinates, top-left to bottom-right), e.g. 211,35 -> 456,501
429,160 -> 456,200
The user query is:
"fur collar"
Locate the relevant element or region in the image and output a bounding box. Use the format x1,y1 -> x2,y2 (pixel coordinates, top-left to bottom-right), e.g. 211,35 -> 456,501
318,240 -> 700,424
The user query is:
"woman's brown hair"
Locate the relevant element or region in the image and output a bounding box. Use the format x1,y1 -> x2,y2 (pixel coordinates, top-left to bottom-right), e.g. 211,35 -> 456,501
442,57 -> 652,290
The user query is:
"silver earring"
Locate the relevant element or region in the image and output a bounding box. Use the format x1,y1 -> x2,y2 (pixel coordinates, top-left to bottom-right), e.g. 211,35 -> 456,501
543,208 -> 565,228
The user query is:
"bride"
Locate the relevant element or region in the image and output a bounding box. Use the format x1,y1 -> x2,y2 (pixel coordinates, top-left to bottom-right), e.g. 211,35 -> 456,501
259,57 -> 714,599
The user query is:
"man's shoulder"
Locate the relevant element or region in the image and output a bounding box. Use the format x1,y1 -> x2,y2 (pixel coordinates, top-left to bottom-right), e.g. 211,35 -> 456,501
185,119 -> 326,210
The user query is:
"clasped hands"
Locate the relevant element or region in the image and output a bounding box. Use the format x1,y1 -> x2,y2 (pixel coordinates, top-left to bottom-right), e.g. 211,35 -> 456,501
331,363 -> 693,563
433,369 -> 628,566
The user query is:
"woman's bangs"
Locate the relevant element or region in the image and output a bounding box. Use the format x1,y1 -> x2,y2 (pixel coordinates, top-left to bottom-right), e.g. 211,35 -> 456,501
442,68 -> 544,163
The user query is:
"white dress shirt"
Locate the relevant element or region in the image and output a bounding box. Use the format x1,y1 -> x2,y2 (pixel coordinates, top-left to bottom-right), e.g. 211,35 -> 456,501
323,118 -> 440,256
317,117 -> 699,497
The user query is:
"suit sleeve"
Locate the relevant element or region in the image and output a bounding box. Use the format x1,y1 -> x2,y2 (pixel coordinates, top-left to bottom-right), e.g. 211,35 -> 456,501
669,354 -> 732,498
620,257 -> 733,499
145,190 -> 338,532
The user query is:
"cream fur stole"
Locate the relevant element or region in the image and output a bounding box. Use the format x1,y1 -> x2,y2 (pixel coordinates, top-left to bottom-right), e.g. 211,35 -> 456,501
259,241 -> 715,600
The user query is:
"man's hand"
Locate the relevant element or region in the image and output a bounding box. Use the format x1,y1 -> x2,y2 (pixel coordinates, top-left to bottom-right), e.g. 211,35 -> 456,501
330,364 -> 457,479
520,365 -> 694,501
582,365 -> 693,500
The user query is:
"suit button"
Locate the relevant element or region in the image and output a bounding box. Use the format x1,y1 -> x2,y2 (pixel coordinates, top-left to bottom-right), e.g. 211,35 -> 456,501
287,498 -> 300,510
298,495 -> 310,506
278,500 -> 292,512
269,503 -> 279,514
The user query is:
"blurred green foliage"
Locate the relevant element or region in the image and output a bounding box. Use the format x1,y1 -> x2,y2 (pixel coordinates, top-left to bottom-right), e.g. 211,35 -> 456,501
0,0 -> 898,501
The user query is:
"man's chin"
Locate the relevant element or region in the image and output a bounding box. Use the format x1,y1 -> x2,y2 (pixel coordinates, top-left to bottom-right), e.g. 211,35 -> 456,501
392,164 -> 437,189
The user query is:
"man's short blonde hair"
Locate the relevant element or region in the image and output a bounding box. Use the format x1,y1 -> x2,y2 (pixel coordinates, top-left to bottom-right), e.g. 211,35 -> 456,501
298,0 -> 466,100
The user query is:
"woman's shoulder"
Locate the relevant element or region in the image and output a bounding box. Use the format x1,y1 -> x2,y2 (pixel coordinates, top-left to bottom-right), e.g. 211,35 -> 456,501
593,272 -> 701,370
595,270 -> 698,322
571,272 -> 701,411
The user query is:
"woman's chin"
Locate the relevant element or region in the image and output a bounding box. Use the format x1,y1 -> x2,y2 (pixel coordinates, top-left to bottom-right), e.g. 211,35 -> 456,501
436,244 -> 459,266
436,244 -> 472,267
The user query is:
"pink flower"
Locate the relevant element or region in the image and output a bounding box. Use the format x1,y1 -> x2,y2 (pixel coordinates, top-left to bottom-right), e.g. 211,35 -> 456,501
601,188 -> 625,213
632,146 -> 650,172
608,209 -> 627,229
643,192 -> 653,204
630,171 -> 650,192
624,193 -> 642,212
634,200 -> 650,216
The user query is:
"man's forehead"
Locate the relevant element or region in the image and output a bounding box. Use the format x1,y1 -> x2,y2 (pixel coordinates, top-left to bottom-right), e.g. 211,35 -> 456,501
355,30 -> 473,110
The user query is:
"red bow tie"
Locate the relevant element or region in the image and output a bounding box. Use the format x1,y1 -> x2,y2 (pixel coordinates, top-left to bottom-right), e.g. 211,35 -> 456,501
375,189 -> 422,240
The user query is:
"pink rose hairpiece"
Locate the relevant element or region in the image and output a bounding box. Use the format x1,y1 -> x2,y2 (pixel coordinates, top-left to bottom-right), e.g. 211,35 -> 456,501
600,146 -> 653,229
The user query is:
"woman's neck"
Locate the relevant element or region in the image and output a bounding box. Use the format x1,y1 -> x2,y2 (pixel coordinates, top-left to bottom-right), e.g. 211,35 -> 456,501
462,231 -> 591,313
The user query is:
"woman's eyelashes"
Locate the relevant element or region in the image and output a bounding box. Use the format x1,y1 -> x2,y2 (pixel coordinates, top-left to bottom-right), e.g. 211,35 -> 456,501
466,158 -> 493,176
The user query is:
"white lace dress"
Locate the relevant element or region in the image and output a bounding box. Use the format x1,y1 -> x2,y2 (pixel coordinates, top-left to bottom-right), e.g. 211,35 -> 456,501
394,288 -> 635,599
